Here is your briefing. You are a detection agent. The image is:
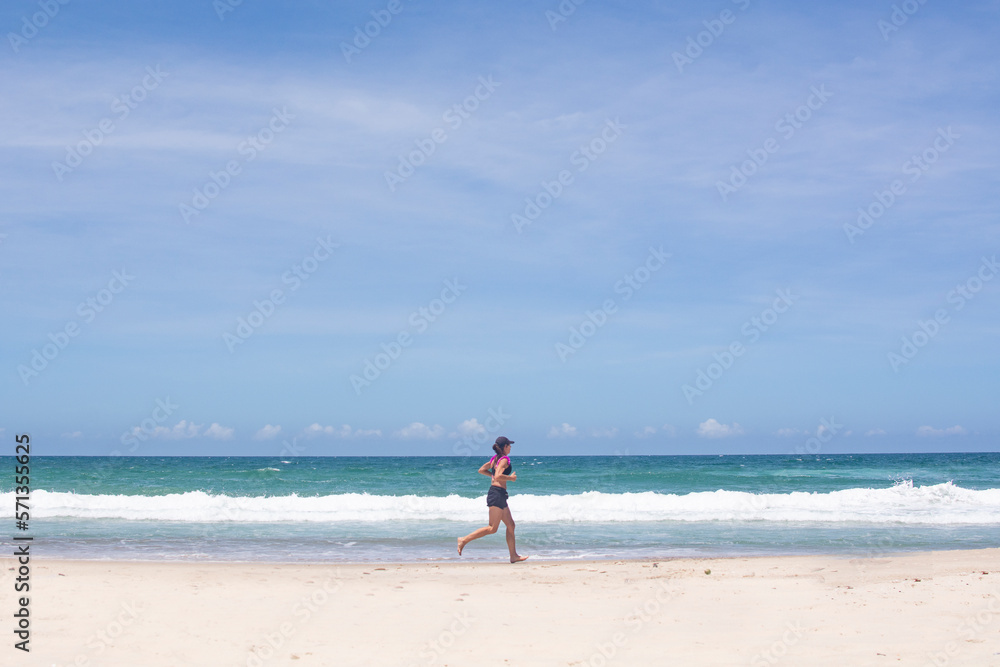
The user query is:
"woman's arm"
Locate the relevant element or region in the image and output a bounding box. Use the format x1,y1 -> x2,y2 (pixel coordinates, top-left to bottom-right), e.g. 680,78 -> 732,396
477,461 -> 492,477
491,457 -> 516,483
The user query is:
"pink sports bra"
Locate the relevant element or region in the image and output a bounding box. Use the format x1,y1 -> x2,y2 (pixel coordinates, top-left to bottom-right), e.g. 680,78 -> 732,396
489,455 -> 512,475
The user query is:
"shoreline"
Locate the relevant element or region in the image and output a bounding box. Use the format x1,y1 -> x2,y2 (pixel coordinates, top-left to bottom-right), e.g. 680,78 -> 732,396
6,547 -> 999,666
14,543 -> 996,566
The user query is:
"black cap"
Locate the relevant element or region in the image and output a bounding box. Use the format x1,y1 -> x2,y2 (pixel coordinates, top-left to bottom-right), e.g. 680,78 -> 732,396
495,436 -> 514,446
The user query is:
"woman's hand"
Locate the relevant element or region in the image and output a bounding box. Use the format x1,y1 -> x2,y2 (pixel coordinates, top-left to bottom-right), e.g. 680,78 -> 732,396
494,470 -> 516,483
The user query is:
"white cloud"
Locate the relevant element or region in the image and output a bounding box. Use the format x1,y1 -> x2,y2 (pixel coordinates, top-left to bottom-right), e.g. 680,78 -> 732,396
634,424 -> 677,438
696,419 -> 744,439
254,424 -> 282,440
134,420 -> 201,439
304,423 -> 382,438
204,423 -> 235,440
168,421 -> 202,438
305,423 -> 342,437
916,425 -> 967,437
129,420 -> 234,440
547,423 -> 578,438
591,427 -> 619,438
865,428 -> 887,436
395,422 -> 445,439
453,418 -> 486,438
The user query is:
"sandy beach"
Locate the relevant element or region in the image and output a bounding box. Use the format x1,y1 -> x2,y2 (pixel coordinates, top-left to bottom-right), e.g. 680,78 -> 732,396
3,548 -> 998,666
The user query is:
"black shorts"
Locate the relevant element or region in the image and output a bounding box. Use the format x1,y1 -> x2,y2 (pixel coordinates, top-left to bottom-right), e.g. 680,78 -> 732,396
486,485 -> 508,510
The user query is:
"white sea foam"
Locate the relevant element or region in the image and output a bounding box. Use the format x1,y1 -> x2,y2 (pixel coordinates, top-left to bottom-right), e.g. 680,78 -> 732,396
8,481 -> 999,524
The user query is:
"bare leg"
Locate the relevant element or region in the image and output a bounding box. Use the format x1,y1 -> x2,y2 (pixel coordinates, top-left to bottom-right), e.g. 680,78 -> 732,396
458,506 -> 503,555
501,507 -> 528,563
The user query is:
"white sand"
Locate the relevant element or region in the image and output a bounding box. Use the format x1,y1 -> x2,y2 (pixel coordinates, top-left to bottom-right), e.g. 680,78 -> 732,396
4,549 -> 999,666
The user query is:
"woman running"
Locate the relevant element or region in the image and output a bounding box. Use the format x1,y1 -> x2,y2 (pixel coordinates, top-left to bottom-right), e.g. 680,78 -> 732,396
457,436 -> 528,563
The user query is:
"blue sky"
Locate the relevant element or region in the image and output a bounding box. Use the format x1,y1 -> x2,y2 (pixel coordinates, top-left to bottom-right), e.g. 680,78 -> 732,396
2,0 -> 998,456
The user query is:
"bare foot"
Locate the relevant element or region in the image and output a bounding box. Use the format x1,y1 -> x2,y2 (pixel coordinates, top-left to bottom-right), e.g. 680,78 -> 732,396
510,554 -> 528,563
457,538 -> 465,556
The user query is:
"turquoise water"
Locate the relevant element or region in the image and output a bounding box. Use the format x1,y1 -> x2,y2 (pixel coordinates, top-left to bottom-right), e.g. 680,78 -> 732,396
4,453 -> 999,562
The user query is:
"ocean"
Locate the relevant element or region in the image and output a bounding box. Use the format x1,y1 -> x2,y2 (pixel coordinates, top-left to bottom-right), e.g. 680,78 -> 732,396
5,453 -> 999,562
